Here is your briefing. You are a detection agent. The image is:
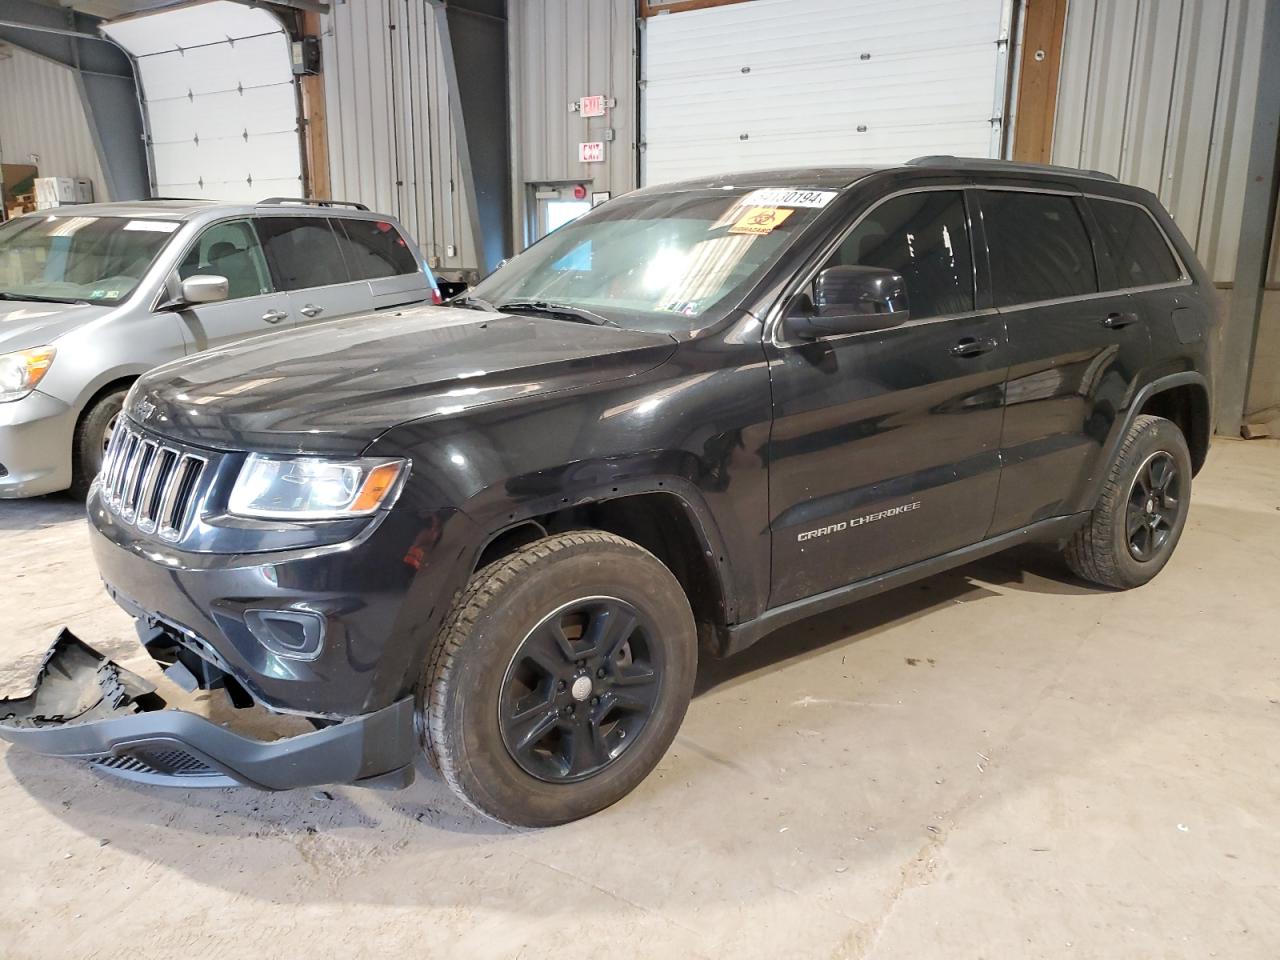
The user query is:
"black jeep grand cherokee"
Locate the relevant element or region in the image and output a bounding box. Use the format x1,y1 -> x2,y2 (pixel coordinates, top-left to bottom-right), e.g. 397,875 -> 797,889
2,158 -> 1215,826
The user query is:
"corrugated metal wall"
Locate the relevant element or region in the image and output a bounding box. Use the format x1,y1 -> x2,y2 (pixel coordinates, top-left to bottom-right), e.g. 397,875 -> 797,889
320,0 -> 477,274
1053,0 -> 1267,284
508,0 -> 638,247
0,44 -> 108,199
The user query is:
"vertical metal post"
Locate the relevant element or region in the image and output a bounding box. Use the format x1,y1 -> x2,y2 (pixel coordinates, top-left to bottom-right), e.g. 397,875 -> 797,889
1216,0 -> 1280,433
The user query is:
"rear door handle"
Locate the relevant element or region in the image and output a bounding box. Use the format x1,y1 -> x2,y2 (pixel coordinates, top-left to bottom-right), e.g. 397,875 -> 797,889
262,309 -> 288,325
950,336 -> 999,358
299,303 -> 323,318
1102,311 -> 1138,329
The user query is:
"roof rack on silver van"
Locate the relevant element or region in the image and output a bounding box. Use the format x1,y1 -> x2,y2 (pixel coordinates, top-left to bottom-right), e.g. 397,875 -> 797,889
905,156 -> 1119,182
257,197 -> 371,211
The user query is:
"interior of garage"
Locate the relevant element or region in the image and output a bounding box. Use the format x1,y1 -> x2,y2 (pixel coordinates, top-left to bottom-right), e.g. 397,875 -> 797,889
2,0 -> 1276,433
0,0 -> 1278,957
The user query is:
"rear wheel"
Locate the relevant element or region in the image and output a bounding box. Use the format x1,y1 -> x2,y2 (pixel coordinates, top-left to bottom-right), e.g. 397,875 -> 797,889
70,388 -> 127,498
1064,414 -> 1192,589
419,531 -> 697,827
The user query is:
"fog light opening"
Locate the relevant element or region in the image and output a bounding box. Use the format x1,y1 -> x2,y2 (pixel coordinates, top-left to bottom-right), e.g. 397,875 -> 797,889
244,609 -> 326,661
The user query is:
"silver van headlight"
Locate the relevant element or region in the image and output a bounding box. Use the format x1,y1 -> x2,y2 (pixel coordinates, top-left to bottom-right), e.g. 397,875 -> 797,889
0,346 -> 56,402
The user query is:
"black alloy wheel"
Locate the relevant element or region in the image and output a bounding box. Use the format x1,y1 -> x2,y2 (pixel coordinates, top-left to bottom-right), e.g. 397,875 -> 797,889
499,596 -> 661,783
1125,451 -> 1181,562
420,530 -> 697,826
1062,414 -> 1193,589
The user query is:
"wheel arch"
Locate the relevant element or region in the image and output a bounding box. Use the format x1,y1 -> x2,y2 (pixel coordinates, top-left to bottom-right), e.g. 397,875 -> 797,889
76,373 -> 140,417
467,481 -> 738,654
1134,375 -> 1211,475
71,366 -> 151,421
1083,372 -> 1210,509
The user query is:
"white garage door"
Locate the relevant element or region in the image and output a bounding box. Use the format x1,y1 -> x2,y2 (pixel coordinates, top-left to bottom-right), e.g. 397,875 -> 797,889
102,2 -> 302,201
642,0 -> 1012,185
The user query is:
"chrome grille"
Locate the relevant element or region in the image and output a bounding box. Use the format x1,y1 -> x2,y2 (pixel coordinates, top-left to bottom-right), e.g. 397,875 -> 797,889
99,422 -> 206,541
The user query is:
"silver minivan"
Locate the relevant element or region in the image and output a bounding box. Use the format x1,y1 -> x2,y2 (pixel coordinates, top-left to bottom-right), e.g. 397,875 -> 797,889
0,198 -> 440,498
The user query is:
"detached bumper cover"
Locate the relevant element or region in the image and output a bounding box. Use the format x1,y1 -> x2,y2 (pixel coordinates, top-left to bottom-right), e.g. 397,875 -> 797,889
0,630 -> 417,790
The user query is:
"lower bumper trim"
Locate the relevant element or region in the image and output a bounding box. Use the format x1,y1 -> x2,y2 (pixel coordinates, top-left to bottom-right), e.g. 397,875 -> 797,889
0,630 -> 417,791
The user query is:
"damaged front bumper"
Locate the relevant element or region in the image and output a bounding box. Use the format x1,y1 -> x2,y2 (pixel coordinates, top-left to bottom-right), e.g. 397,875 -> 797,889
0,630 -> 417,790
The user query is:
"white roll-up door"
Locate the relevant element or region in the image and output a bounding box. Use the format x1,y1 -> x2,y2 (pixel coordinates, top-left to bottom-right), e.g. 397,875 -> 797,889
102,1 -> 302,201
641,0 -> 1011,185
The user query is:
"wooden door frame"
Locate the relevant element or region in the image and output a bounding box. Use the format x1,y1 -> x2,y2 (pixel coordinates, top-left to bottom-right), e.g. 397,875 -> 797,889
1012,0 -> 1069,163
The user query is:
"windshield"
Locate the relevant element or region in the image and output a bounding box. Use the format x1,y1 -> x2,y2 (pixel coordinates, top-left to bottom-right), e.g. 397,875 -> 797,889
469,187 -> 837,332
0,215 -> 180,305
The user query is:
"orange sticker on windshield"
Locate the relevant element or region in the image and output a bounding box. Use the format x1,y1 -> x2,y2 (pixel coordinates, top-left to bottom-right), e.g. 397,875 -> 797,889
728,206 -> 794,235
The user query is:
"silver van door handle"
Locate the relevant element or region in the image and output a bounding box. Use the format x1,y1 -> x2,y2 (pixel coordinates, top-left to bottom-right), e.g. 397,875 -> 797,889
298,304 -> 323,318
262,309 -> 287,324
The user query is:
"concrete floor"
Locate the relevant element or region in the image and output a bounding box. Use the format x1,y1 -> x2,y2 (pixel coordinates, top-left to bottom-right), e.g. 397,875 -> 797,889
0,440 -> 1277,960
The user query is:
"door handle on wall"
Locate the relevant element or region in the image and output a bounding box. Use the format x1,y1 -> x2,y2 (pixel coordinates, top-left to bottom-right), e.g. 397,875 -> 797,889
1102,311 -> 1138,329
299,304 -> 323,318
950,337 -> 999,358
262,309 -> 287,324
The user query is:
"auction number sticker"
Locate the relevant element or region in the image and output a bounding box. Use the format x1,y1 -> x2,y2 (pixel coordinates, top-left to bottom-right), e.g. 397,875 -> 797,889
743,188 -> 837,209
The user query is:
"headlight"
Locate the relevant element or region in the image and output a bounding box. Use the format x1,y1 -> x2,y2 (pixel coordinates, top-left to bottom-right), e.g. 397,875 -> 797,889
228,454 -> 408,520
0,347 -> 56,402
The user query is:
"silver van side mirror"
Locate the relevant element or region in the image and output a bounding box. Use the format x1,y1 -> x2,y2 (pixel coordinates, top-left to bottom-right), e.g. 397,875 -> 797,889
179,275 -> 229,306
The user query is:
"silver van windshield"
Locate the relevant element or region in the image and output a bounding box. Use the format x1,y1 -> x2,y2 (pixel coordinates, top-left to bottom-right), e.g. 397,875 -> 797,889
0,215 -> 180,306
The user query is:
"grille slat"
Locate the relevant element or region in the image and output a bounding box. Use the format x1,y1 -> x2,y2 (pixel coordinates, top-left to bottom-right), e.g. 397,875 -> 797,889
97,422 -> 206,541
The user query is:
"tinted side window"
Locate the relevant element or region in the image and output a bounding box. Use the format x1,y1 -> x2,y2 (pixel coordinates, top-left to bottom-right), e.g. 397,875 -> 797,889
1088,198 -> 1182,288
334,218 -> 419,279
825,190 -> 974,319
177,220 -> 272,300
981,191 -> 1098,306
255,217 -> 350,291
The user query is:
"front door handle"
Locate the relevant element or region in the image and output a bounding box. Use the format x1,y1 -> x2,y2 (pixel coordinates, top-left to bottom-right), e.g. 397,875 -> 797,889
950,336 -> 998,358
1102,311 -> 1138,329
298,303 -> 323,318
262,309 -> 287,325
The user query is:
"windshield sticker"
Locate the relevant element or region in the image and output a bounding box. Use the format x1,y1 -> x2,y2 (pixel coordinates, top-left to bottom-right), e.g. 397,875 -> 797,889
123,220 -> 180,233
729,206 -> 794,236
89,289 -> 107,299
659,300 -> 701,316
743,188 -> 837,209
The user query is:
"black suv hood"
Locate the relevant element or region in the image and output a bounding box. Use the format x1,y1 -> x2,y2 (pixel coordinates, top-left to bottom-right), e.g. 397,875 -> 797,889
127,305 -> 677,454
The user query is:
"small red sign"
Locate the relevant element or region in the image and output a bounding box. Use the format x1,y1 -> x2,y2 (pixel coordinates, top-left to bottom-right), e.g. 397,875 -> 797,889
579,95 -> 606,118
578,141 -> 604,163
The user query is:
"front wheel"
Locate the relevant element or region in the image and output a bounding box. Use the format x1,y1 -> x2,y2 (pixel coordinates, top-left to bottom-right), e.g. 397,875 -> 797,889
419,531 -> 698,827
1063,414 -> 1193,589
70,388 -> 127,498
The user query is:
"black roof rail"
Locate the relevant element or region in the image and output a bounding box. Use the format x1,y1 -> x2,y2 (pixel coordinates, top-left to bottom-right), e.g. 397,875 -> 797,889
905,155 -> 1119,183
258,197 -> 371,211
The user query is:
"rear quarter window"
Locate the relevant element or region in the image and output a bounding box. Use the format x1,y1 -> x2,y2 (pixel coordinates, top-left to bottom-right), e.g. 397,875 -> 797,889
334,218 -> 419,279
1088,198 -> 1183,288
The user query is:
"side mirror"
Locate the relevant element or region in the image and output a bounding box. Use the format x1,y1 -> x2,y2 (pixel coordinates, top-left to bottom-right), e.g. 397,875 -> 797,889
178,274 -> 229,306
786,265 -> 909,339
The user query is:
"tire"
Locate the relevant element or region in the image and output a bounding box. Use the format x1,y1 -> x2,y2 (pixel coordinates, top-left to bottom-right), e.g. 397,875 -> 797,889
70,388 -> 127,499
419,531 -> 697,827
1064,414 -> 1193,589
